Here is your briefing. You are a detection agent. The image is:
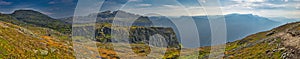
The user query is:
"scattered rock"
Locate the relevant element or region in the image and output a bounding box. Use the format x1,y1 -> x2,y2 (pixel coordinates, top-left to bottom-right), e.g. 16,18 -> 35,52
287,31 -> 300,37
139,50 -> 146,53
265,50 -> 271,54
50,48 -> 57,53
281,52 -> 288,59
40,50 -> 49,56
272,49 -> 277,52
33,50 -> 38,54
266,31 -> 276,36
278,48 -> 286,51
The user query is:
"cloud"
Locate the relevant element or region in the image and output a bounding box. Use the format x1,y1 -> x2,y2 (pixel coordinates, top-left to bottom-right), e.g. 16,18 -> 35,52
163,5 -> 181,8
250,3 -> 287,9
0,0 -> 12,5
247,0 -> 265,2
128,0 -> 139,2
41,11 -> 54,15
256,10 -> 300,18
100,0 -> 129,11
61,0 -> 74,3
48,0 -> 74,4
217,0 -> 300,18
231,0 -> 265,3
297,6 -> 300,10
137,4 -> 152,7
223,0 -> 300,10
48,1 -> 56,4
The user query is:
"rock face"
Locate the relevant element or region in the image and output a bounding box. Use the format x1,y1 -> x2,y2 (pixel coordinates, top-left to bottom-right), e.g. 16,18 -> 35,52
97,27 -> 180,48
129,27 -> 179,48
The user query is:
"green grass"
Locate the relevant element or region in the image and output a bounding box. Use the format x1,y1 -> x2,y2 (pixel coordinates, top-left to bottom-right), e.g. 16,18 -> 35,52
0,38 -> 10,57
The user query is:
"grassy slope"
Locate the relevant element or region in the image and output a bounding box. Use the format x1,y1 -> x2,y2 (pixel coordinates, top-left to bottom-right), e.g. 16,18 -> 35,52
0,14 -> 74,58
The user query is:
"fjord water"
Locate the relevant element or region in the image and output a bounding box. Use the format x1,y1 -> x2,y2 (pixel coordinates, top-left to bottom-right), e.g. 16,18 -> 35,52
149,14 -> 282,46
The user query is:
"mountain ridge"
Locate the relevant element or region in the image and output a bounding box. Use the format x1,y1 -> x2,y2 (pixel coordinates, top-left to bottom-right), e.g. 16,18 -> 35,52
1,9 -> 298,58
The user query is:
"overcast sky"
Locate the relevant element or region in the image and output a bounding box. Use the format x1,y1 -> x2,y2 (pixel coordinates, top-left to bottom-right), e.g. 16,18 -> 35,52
0,0 -> 299,18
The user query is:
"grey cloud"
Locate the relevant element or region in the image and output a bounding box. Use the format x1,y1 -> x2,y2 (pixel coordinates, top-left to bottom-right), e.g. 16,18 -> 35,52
0,0 -> 12,5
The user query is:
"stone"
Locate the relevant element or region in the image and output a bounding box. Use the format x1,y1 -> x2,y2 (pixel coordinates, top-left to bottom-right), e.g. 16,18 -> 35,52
40,50 -> 49,56
266,31 -> 276,36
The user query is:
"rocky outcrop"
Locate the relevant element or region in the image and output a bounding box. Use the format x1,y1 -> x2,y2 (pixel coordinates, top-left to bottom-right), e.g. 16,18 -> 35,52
97,27 -> 180,48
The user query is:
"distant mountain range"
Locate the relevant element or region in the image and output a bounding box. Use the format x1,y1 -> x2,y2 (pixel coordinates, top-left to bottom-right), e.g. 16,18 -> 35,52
269,17 -> 300,24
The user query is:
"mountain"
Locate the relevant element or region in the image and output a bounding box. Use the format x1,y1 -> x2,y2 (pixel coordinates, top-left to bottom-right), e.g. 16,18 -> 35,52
224,14 -> 281,41
269,17 -> 300,24
60,10 -> 153,26
1,10 -> 71,34
10,10 -> 71,34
